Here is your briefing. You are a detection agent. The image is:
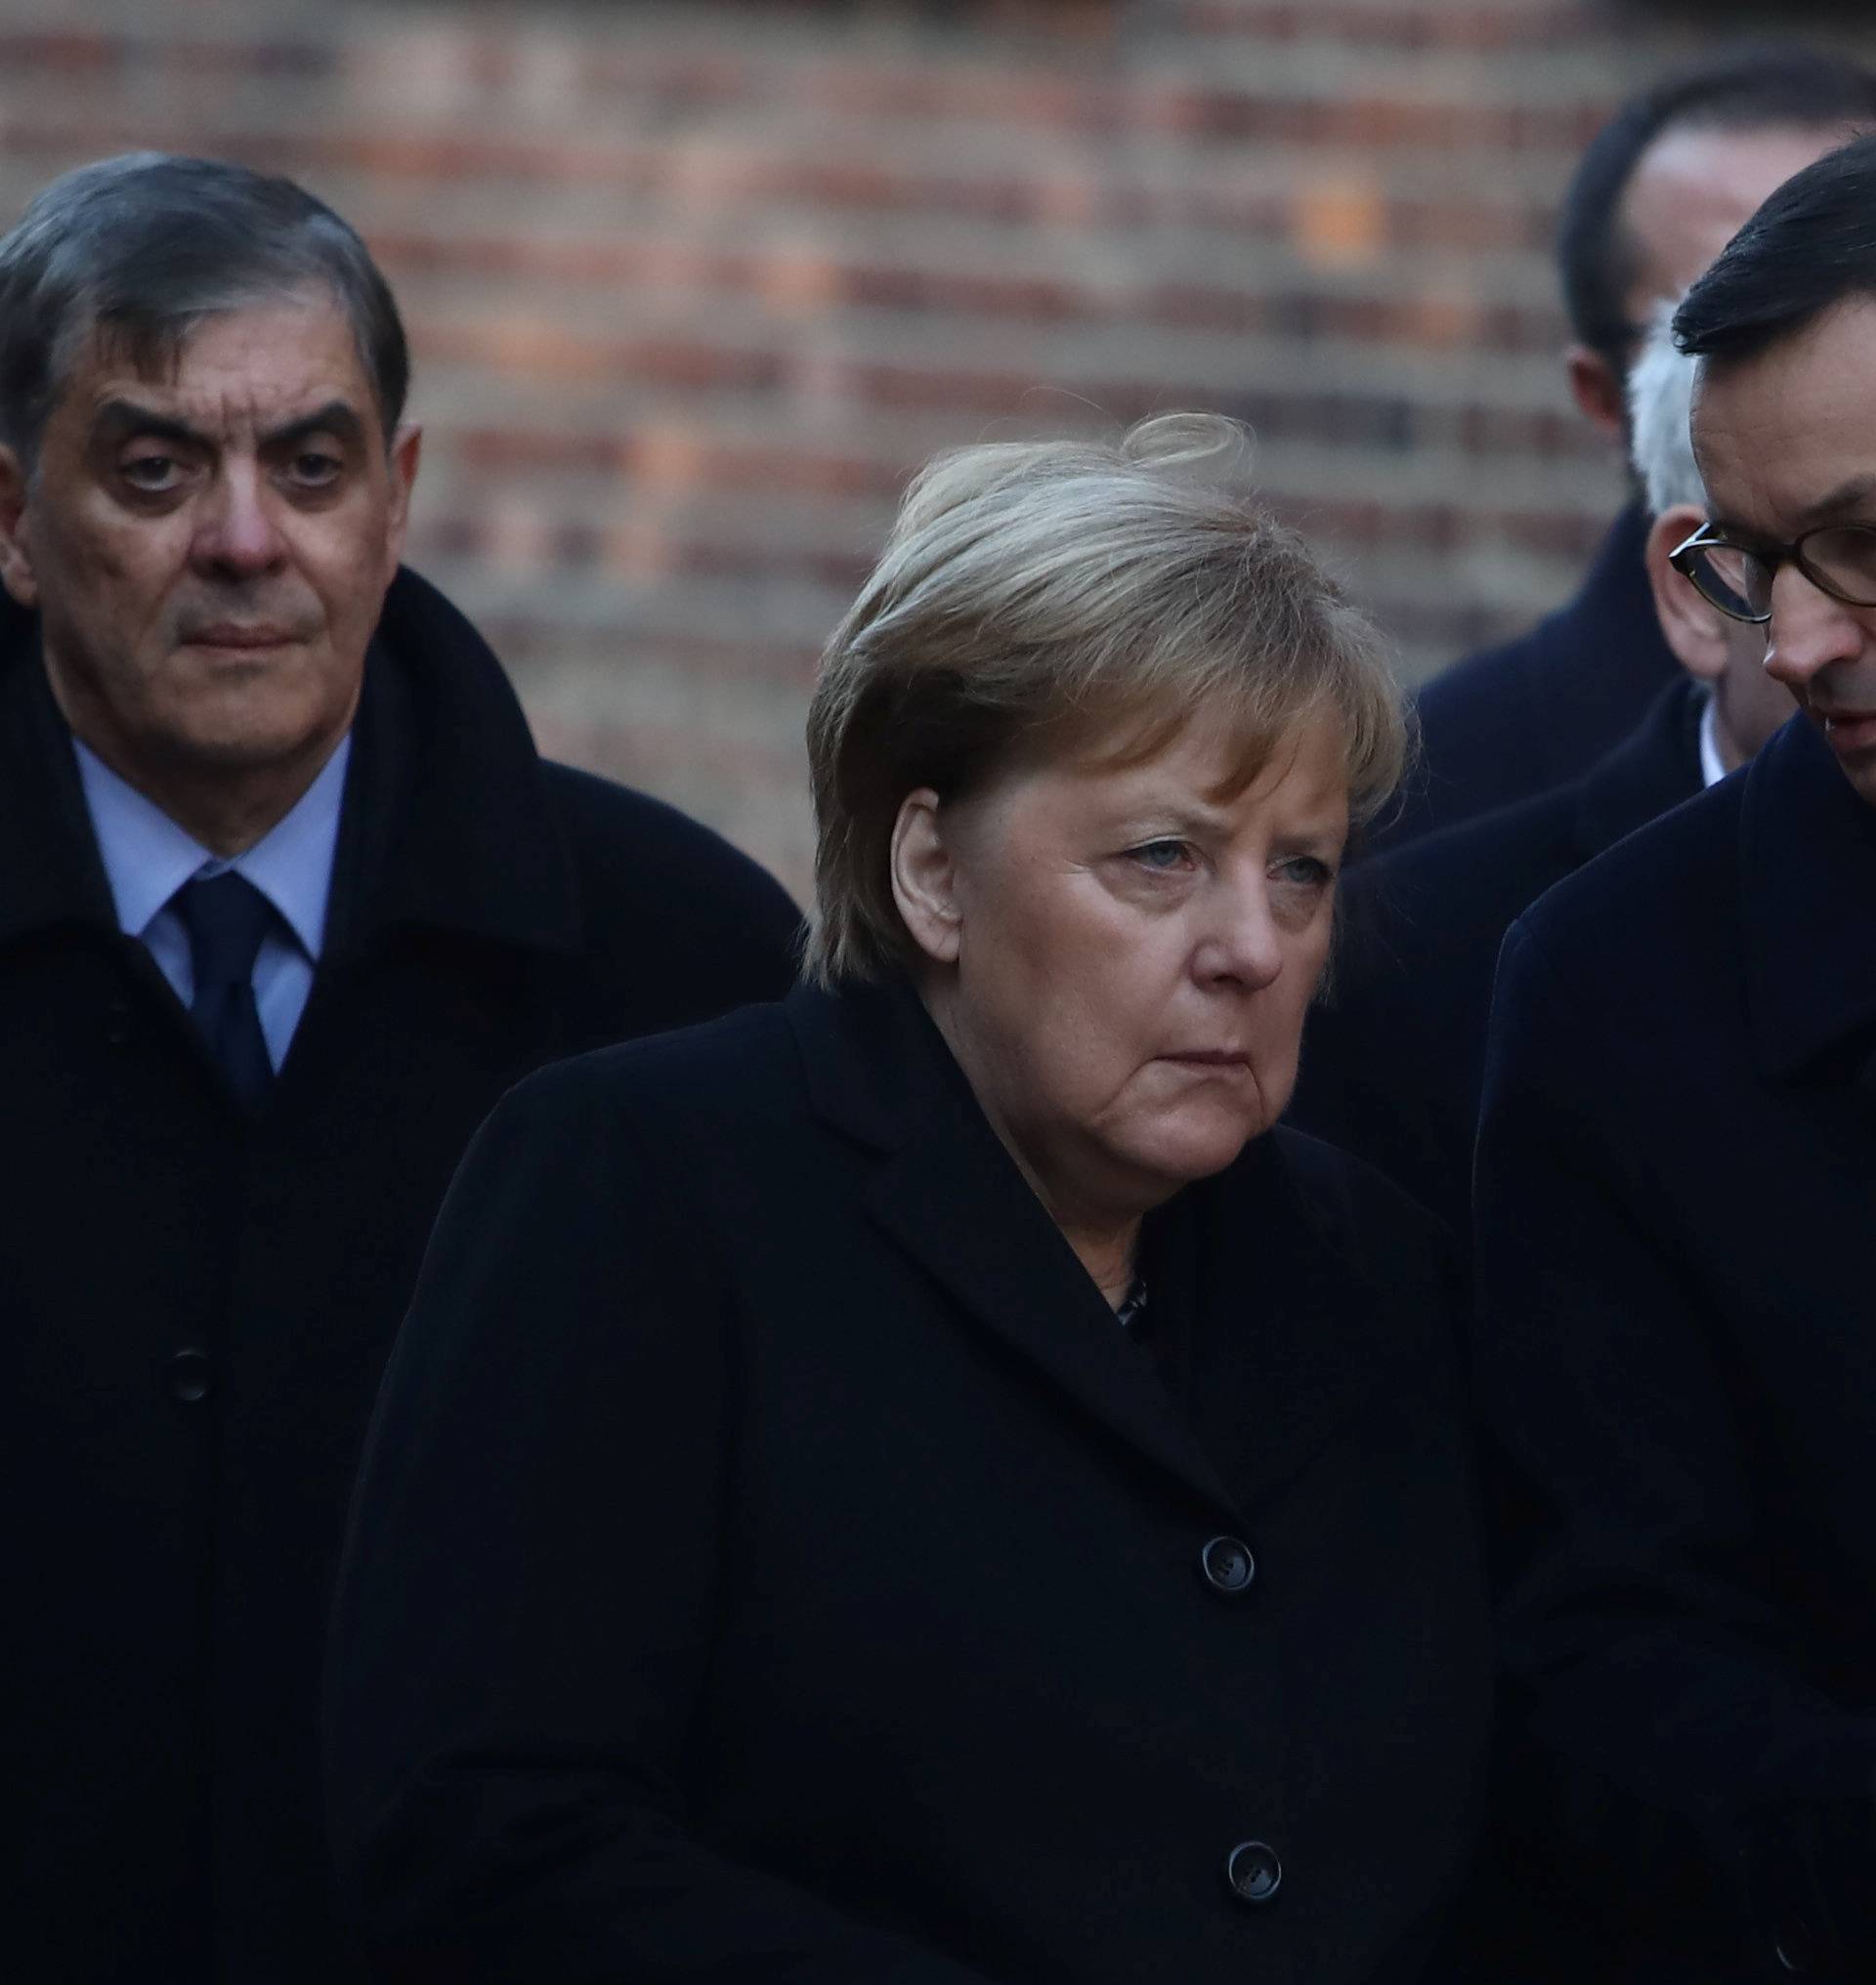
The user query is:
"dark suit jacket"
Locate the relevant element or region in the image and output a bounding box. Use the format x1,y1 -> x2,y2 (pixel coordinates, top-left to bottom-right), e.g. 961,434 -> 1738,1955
326,978 -> 1493,1985
1376,502 -> 1680,854
0,570 -> 800,1984
1475,712 -> 1876,1978
1291,676 -> 1704,1244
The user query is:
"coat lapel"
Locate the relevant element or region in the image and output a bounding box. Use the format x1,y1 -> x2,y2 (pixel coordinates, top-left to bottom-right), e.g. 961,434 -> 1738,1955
1568,675 -> 1705,866
789,979 -> 1239,1518
1184,1132 -> 1414,1516
0,610 -> 119,949
1742,713 -> 1876,1089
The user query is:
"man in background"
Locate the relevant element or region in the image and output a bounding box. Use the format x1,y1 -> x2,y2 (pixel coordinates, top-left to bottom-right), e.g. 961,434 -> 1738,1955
1384,42 -> 1876,852
1477,136 -> 1876,1977
1294,316 -> 1794,1977
0,153 -> 799,1982
1292,309 -> 1788,1244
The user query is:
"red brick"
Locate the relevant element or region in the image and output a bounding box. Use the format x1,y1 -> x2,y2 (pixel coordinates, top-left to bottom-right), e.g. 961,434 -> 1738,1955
0,0 -> 1815,885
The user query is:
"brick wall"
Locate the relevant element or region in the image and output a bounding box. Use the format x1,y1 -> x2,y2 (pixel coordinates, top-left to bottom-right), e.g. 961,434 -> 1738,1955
1,0 -> 1865,894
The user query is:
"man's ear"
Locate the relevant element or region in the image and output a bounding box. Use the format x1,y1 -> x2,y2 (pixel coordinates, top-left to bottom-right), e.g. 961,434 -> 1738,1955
382,421 -> 422,571
0,443 -> 39,611
1645,503 -> 1730,684
1565,343 -> 1627,443
889,788 -> 963,968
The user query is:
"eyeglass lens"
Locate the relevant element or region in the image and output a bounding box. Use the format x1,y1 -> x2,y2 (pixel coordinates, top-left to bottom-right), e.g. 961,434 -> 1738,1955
1699,525 -> 1876,617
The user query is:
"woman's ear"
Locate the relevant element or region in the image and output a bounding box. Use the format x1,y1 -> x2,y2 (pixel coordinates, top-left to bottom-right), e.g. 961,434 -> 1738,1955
1645,502 -> 1730,685
889,788 -> 963,966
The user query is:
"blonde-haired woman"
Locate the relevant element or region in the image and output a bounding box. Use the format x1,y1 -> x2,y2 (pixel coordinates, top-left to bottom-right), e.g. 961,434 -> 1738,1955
329,415 -> 1491,1985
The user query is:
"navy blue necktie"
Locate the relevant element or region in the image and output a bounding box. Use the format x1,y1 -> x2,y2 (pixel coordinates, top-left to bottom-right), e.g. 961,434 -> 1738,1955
175,871 -> 277,1111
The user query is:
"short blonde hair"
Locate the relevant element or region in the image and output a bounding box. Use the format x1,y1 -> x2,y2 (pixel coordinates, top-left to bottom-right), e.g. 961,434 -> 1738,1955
805,412 -> 1408,987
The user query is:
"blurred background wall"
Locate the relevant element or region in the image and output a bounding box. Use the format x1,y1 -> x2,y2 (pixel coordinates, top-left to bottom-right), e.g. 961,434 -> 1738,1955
5,0 -> 1867,894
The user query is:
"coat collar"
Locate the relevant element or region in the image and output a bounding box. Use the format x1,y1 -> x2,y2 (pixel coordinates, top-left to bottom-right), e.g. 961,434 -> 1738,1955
0,615 -> 117,949
789,976 -> 1237,1514
322,567 -> 582,960
1569,674 -> 1705,864
0,567 -> 583,961
788,976 -> 1373,1519
1537,500 -> 1677,677
1740,711 -> 1876,1083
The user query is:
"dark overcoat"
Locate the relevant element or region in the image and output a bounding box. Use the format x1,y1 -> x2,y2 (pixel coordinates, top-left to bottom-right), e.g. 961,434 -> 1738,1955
1375,502 -> 1679,854
0,570 -> 800,1983
1475,711 -> 1876,1978
1292,674 -> 1703,1244
326,976 -> 1494,1985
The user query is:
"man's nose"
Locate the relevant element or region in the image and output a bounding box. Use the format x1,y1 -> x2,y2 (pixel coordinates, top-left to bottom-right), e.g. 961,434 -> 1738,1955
191,464 -> 286,576
1764,563 -> 1867,692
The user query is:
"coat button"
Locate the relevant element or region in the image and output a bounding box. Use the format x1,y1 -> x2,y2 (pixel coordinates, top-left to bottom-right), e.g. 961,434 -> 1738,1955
165,1348 -> 212,1404
1224,1839 -> 1283,1906
1200,1535 -> 1256,1595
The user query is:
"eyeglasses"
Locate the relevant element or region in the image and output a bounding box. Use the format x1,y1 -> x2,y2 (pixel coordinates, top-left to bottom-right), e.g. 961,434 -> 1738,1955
1670,519 -> 1876,626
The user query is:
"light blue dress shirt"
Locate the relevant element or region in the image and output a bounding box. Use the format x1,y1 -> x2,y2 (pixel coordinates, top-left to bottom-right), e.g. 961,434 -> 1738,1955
73,733 -> 352,1072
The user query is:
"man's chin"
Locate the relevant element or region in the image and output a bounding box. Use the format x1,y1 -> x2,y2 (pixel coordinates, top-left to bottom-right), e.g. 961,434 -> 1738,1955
149,691 -> 356,776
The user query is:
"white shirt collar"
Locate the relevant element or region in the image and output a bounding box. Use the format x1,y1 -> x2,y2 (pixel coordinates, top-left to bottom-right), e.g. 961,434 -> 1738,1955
73,732 -> 352,958
1697,689 -> 1728,790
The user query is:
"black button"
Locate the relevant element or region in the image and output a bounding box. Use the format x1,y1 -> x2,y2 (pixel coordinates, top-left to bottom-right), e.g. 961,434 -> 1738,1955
165,1348 -> 212,1404
1201,1535 -> 1256,1594
1224,1839 -> 1282,1906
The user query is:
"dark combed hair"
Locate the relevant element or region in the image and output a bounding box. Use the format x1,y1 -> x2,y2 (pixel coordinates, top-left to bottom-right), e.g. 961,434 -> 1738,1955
0,151 -> 409,466
1675,132 -> 1876,362
1557,41 -> 1876,371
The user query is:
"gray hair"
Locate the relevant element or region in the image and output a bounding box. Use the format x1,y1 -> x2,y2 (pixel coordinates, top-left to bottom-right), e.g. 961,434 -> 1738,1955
0,152 -> 408,467
805,412 -> 1408,989
1628,301 -> 1705,516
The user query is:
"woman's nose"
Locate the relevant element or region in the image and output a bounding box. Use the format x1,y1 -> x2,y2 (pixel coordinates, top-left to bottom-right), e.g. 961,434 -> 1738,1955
1195,882 -> 1285,990
1764,562 -> 1868,692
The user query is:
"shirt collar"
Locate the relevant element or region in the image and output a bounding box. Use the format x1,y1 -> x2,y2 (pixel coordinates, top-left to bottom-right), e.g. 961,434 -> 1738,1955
72,732 -> 352,959
1697,688 -> 1728,790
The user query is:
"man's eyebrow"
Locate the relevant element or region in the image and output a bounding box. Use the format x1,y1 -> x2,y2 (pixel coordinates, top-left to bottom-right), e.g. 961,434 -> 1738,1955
1797,474 -> 1876,528
89,399 -> 210,451
87,397 -> 369,456
259,400 -> 366,451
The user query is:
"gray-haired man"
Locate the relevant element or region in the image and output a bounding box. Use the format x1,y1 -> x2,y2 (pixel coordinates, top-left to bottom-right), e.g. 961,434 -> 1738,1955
1289,312 -> 1798,1974
1291,307 -> 1785,1246
0,153 -> 799,1982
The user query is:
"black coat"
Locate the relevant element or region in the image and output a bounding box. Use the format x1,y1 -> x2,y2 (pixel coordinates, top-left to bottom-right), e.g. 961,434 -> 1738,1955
1474,711 -> 1876,1978
0,570 -> 800,1984
326,977 -> 1494,1985
1291,676 -> 1703,1244
1375,502 -> 1680,855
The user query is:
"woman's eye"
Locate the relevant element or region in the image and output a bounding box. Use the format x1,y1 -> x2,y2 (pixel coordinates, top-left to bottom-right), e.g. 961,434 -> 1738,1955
1274,855 -> 1335,889
1128,839 -> 1192,873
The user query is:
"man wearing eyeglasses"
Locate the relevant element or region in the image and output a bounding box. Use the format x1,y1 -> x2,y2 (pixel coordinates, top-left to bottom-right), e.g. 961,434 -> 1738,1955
1475,138 -> 1876,1983
1291,310 -> 1785,1252
1380,43 -> 1876,856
